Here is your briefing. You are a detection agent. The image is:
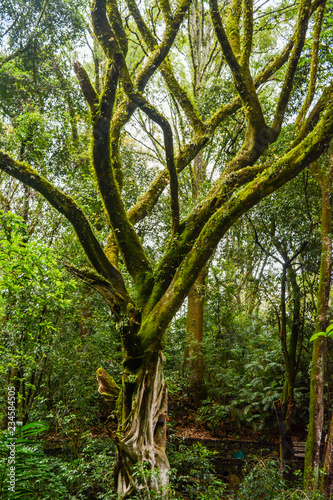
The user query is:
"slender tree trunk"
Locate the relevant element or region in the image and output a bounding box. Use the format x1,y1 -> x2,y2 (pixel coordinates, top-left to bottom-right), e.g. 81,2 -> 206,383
185,148 -> 208,406
274,383 -> 295,480
114,351 -> 169,498
276,263 -> 296,480
304,158 -> 333,489
185,266 -> 208,406
321,414 -> 333,497
304,336 -> 325,488
183,0 -> 216,406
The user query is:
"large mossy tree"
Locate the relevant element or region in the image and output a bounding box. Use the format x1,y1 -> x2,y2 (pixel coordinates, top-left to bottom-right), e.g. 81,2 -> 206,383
1,0 -> 333,496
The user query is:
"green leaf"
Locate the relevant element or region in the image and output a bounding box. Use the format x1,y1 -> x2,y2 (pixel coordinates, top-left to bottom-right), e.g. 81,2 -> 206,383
310,332 -> 327,342
326,323 -> 333,335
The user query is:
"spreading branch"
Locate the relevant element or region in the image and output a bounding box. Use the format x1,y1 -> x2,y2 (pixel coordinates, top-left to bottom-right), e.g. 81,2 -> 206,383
74,61 -> 99,111
241,0 -> 254,65
120,64 -> 180,234
126,0 -> 203,130
139,88 -> 333,349
91,0 -> 118,58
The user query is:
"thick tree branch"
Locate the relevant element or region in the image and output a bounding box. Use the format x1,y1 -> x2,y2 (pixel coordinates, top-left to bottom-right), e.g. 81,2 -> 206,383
207,0 -> 323,133
206,37 -> 294,132
209,0 -> 265,128
226,0 -> 241,57
107,0 -> 129,55
144,162 -> 266,313
74,18 -> 154,296
139,88 -> 333,348
126,0 -> 204,130
91,0 -> 118,58
241,0 -> 253,65
91,92 -> 154,295
126,0 -> 156,47
210,0 -> 270,168
159,0 -> 172,20
120,64 -> 180,234
74,61 -> 99,111
108,0 -> 191,192
135,0 -> 192,91
209,0 -> 248,97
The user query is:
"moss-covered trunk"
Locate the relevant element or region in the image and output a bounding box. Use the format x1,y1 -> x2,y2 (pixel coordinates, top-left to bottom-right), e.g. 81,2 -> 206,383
185,266 -> 208,406
114,351 -> 169,498
304,158 -> 333,489
304,336 -> 325,488
321,415 -> 333,497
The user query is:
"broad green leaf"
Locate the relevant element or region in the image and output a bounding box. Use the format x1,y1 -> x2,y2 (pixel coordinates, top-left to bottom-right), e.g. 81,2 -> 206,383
310,332 -> 327,342
326,323 -> 333,335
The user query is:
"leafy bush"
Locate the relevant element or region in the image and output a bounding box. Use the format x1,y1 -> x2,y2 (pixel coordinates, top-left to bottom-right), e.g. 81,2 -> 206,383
237,457 -> 327,500
237,457 -> 286,500
282,491 -> 327,500
169,441 -> 226,499
0,423 -> 117,500
64,436 -> 116,500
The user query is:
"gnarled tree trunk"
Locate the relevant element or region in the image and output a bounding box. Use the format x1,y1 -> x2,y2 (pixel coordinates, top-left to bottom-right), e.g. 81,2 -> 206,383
115,352 -> 169,498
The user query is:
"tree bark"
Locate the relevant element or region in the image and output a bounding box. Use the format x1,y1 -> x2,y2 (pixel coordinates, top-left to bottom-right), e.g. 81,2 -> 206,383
304,157 -> 333,489
321,414 -> 333,497
114,351 -> 169,498
304,336 -> 325,489
185,265 -> 208,406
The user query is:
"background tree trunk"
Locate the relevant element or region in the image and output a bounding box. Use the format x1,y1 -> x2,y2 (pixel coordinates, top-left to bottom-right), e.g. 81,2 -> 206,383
185,265 -> 208,406
321,415 -> 333,497
304,157 -> 333,489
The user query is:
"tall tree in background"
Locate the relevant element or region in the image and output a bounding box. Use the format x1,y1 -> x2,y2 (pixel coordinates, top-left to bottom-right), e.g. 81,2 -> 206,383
1,0 -> 333,497
184,0 -> 215,407
248,186 -> 314,478
304,154 -> 333,493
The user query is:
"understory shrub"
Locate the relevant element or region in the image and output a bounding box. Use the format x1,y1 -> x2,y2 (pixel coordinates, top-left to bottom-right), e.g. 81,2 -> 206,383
168,440 -> 226,499
0,422 -> 69,500
236,457 -> 327,500
1,429 -> 329,500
